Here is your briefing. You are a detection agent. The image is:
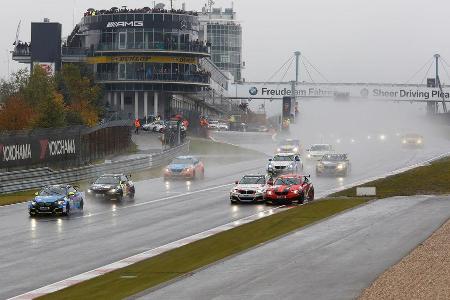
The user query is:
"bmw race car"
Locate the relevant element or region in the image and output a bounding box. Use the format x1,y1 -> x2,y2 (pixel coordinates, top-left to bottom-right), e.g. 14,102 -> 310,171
306,144 -> 334,160
276,139 -> 302,155
267,153 -> 303,176
316,154 -> 351,177
230,174 -> 268,204
164,156 -> 205,180
265,174 -> 314,205
88,174 -> 135,200
401,133 -> 424,148
29,185 -> 84,216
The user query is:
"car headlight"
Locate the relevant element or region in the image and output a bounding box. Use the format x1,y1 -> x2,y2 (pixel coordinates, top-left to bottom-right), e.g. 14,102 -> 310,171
165,168 -> 170,172
268,164 -> 274,169
267,190 -> 273,195
317,163 -> 324,169
57,200 -> 65,205
87,189 -> 92,193
288,164 -> 294,169
277,148 -> 281,152
402,140 -> 407,144
185,168 -> 192,173
293,147 -> 298,152
307,154 -> 311,158
293,190 -> 299,194
31,201 -> 37,206
417,139 -> 422,144
256,189 -> 264,194
337,164 -> 344,170
110,188 -> 117,193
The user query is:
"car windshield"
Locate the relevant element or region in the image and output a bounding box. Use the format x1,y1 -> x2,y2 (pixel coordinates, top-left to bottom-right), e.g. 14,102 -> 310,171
273,155 -> 294,161
279,140 -> 299,146
275,177 -> 302,185
95,176 -> 120,185
172,158 -> 193,165
322,154 -> 346,161
39,186 -> 66,196
239,176 -> 265,184
311,145 -> 331,151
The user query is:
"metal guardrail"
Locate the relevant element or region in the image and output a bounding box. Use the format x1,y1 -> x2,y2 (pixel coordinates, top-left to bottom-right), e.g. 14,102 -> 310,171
0,141 -> 189,194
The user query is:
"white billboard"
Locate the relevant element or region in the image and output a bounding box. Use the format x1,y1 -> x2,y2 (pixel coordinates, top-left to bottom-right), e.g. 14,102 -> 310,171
230,82 -> 450,102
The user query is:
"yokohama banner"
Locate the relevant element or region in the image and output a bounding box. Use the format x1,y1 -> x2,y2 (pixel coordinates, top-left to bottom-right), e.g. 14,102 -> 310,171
0,128 -> 81,168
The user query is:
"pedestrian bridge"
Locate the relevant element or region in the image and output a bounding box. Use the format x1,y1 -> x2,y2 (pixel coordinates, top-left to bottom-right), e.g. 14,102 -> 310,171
229,82 -> 450,103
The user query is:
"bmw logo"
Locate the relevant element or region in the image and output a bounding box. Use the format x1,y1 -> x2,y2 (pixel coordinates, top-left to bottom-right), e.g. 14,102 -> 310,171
249,87 -> 258,96
360,88 -> 369,98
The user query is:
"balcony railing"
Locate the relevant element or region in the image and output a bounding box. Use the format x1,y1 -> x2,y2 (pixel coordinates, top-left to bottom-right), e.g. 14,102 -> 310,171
97,42 -> 210,54
61,47 -> 93,56
96,72 -> 210,84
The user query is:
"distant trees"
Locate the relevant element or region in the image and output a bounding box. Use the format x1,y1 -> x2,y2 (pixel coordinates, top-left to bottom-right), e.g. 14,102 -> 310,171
0,64 -> 103,131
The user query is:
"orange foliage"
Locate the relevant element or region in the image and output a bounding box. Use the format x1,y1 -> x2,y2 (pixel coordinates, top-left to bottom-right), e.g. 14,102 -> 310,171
0,96 -> 36,131
69,100 -> 99,127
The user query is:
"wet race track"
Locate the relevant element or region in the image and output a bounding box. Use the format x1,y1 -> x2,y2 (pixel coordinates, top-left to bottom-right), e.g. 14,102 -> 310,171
1,100 -> 450,299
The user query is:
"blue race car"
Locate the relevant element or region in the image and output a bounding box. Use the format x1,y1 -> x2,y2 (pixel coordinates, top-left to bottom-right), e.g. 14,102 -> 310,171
28,185 -> 84,216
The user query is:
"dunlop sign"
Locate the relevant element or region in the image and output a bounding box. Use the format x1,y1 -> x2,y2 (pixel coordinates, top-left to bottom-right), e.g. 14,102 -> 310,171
88,56 -> 198,65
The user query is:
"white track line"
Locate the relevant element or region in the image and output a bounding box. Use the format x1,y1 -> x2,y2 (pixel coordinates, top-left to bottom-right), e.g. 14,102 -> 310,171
9,205 -> 289,300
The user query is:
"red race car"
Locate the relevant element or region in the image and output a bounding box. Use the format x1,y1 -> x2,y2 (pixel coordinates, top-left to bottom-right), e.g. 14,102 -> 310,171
265,174 -> 314,205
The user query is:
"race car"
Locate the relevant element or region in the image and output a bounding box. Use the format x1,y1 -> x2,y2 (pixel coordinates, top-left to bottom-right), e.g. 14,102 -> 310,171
28,185 -> 84,216
316,153 -> 351,177
265,174 -> 314,205
87,174 -> 135,200
276,138 -> 302,155
267,153 -> 303,176
230,174 -> 268,204
401,133 -> 424,148
164,156 -> 205,180
305,144 -> 334,160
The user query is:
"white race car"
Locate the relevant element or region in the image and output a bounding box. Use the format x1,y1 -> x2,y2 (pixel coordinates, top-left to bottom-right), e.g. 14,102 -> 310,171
306,144 -> 334,160
230,174 -> 268,204
142,121 -> 166,132
208,120 -> 219,130
218,122 -> 229,131
267,153 -> 303,175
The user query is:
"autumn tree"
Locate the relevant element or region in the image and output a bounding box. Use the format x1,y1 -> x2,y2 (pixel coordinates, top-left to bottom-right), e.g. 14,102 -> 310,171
58,64 -> 102,126
0,95 -> 35,131
24,66 -> 66,128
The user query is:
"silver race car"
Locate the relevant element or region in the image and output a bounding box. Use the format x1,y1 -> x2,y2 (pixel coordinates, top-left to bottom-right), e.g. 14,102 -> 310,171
316,153 -> 351,177
267,153 -> 303,176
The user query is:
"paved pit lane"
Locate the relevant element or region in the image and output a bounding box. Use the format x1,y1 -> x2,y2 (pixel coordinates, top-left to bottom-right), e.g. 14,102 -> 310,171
137,196 -> 450,300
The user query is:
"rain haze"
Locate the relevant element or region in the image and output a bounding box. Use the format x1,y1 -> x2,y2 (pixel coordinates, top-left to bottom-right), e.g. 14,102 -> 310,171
2,0 -> 450,83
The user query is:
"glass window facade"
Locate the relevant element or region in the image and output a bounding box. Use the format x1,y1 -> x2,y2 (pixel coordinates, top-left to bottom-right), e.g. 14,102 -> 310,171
206,23 -> 242,81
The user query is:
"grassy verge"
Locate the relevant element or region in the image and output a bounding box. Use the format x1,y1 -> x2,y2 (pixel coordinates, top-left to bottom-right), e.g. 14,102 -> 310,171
38,198 -> 366,300
331,157 -> 450,198
0,190 -> 38,206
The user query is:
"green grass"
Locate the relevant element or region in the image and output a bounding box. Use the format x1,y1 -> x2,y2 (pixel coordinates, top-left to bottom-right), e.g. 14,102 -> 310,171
38,198 -> 366,300
332,157 -> 450,198
0,190 -> 38,206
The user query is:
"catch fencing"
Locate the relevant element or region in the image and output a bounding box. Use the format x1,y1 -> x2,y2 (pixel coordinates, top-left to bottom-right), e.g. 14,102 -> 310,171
0,141 -> 189,194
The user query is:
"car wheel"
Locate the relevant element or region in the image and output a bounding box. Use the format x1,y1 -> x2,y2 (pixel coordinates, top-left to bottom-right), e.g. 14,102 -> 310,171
80,200 -> 84,210
117,194 -> 124,201
307,189 -> 315,202
200,169 -> 205,179
298,193 -> 305,205
63,204 -> 70,216
129,192 -> 135,199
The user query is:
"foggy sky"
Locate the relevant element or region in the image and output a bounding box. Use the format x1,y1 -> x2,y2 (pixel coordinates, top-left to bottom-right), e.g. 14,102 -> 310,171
1,0 -> 450,84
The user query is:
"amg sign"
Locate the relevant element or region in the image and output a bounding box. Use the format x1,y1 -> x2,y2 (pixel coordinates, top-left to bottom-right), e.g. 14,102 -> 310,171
106,21 -> 144,28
